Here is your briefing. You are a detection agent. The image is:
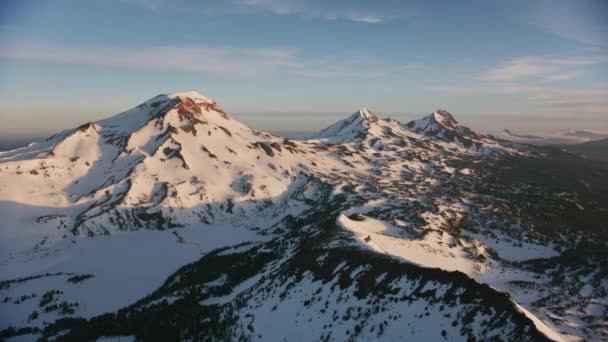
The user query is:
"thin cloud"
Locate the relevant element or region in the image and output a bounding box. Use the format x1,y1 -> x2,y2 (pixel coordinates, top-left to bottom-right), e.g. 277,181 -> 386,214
429,84 -> 540,95
349,15 -> 383,24
119,0 -> 164,11
239,0 -> 415,23
478,55 -> 607,82
0,43 -> 416,79
533,0 -> 608,47
549,56 -> 608,65
433,53 -> 608,115
0,44 -> 297,77
479,57 -> 555,81
540,72 -> 579,82
430,83 -> 608,113
528,88 -> 608,106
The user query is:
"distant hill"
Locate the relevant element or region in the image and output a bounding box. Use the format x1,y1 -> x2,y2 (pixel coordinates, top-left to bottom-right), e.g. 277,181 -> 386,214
0,137 -> 41,151
560,138 -> 608,161
501,128 -> 608,145
503,129 -> 544,140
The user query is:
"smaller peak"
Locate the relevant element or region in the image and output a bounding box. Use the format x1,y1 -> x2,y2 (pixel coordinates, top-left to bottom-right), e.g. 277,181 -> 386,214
313,108 -> 379,142
406,109 -> 485,146
353,107 -> 378,123
431,109 -> 455,121
429,110 -> 458,129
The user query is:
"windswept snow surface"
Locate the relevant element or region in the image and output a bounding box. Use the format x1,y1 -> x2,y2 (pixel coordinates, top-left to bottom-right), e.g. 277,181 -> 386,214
340,214 -> 578,341
339,215 -> 478,273
0,223 -> 264,328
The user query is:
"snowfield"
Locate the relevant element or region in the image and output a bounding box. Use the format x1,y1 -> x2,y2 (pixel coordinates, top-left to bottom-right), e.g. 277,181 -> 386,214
339,213 -> 575,342
0,223 -> 264,328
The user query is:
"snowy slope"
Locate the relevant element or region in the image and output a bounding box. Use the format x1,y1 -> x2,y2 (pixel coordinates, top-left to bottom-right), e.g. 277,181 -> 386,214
0,91 -> 336,258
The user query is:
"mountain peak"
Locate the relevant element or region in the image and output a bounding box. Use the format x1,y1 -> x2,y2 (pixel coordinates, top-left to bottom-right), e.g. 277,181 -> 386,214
405,109 -> 462,133
430,110 -> 459,130
356,107 -> 379,123
313,108 -> 380,142
91,90 -> 231,139
166,91 -> 212,102
405,109 -> 484,147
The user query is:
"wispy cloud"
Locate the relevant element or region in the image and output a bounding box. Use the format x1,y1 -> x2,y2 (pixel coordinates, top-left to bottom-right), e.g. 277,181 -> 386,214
0,43 -> 417,78
430,83 -> 608,113
429,84 -> 541,95
478,55 -> 607,82
531,0 -> 608,47
432,53 -> 608,115
239,0 -> 415,23
0,44 -> 296,77
114,0 -> 414,23
119,0 -> 164,11
540,72 -> 579,82
478,57 -> 555,81
348,15 -> 383,24
528,88 -> 608,107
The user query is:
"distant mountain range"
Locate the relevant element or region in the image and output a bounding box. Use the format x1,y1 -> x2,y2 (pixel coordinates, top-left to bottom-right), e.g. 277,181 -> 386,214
558,138 -> 608,161
502,127 -> 608,145
503,129 -> 544,140
1,92 -> 606,341
0,137 -> 45,152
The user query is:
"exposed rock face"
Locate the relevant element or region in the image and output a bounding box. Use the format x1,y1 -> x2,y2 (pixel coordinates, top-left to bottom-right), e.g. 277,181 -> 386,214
175,97 -> 203,118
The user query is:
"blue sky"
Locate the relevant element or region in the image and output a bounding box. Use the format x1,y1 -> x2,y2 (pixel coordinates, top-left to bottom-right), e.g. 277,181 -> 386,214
0,0 -> 607,137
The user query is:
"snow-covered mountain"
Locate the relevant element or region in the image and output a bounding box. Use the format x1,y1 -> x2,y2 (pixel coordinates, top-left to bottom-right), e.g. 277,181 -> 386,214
313,108 -> 379,143
404,110 -> 488,150
1,92 -> 606,341
0,91 -> 322,251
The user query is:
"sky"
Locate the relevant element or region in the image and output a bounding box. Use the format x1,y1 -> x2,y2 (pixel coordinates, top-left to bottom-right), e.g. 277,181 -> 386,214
0,0 -> 607,138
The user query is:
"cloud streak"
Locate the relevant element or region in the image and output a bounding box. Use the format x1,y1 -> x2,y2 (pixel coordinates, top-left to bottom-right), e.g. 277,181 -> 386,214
0,43 -> 417,79
478,55 -> 607,82
119,0 -> 164,11
478,57 -> 555,81
533,0 -> 608,47
433,53 -> 608,115
0,44 -> 297,77
430,83 -> 608,114
239,0 -> 415,23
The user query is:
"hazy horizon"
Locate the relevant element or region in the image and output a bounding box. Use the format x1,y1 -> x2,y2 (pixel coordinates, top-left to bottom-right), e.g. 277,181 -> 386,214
1,107 -> 607,149
2,105 -> 608,139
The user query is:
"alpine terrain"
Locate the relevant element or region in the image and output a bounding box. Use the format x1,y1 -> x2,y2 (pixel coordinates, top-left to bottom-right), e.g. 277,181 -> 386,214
0,91 -> 606,341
